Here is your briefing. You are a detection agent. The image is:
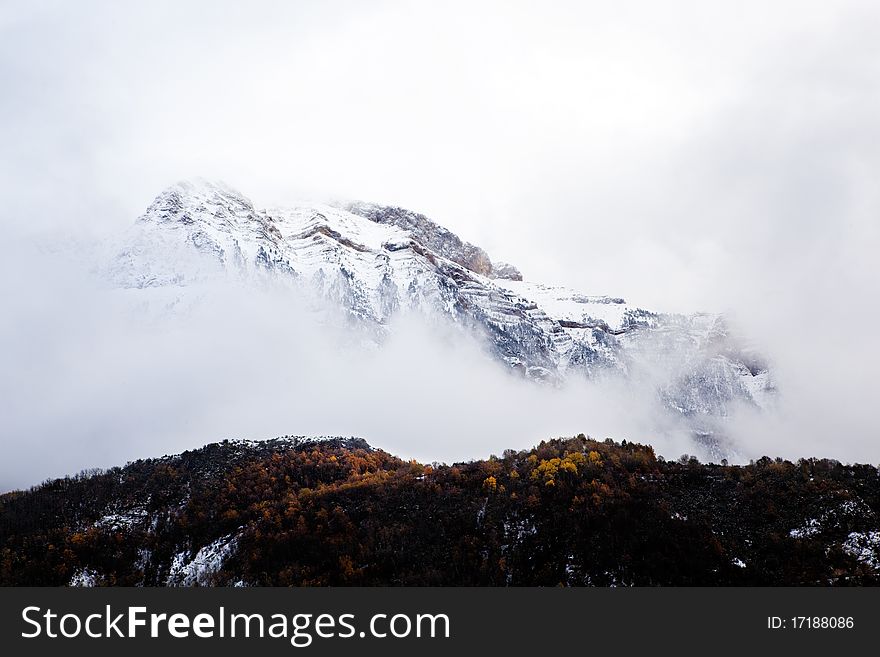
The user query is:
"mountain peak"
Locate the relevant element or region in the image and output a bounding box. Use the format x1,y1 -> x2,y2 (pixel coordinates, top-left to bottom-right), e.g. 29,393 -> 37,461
104,181 -> 774,461
141,179 -> 256,224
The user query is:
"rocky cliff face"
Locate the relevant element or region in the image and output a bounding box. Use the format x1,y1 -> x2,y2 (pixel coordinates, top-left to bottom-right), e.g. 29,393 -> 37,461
344,201 -> 496,278
103,180 -> 774,456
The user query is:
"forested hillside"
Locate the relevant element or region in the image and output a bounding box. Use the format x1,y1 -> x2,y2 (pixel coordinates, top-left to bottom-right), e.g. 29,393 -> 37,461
2,435 -> 878,586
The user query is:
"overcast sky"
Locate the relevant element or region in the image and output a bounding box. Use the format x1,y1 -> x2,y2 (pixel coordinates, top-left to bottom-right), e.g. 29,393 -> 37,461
1,1 -> 879,486
2,0 -> 876,307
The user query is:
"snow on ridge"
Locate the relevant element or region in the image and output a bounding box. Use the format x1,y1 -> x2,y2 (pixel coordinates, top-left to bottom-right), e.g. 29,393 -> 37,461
494,279 -> 631,331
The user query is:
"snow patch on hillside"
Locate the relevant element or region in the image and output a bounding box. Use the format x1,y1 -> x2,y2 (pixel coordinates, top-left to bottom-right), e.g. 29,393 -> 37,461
843,531 -> 880,570
166,532 -> 240,586
69,568 -> 99,587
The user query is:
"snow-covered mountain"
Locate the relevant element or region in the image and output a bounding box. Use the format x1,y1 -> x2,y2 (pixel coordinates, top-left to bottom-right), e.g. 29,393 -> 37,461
103,180 -> 774,456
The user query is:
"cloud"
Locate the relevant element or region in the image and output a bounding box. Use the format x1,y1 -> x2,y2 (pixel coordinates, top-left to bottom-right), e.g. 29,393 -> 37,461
0,235 -> 691,491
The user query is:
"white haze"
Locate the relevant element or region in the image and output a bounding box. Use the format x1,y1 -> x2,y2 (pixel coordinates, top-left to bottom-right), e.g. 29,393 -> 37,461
0,236 -> 692,490
1,1 -> 879,487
